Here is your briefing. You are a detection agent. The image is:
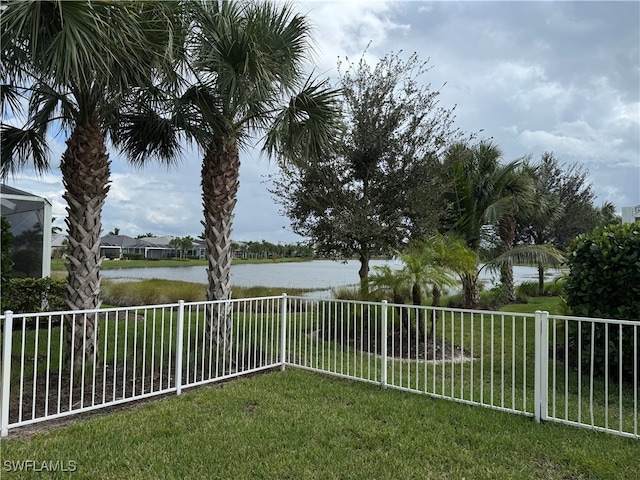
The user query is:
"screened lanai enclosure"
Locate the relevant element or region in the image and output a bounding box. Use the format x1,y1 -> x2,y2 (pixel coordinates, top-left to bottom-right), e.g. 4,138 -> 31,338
0,184 -> 52,279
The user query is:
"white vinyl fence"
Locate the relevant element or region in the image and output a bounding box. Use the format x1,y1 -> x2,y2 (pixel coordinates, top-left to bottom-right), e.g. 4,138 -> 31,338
1,295 -> 638,439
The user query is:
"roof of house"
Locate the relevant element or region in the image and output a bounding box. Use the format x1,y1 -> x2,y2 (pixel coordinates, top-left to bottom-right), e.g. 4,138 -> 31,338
99,235 -> 206,249
1,184 -> 35,196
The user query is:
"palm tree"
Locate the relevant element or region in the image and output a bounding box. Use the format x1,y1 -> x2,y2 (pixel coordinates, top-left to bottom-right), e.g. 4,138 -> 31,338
117,1 -> 341,356
483,244 -> 565,298
368,264 -> 411,333
443,141 -> 517,307
515,159 -> 564,295
1,1 -> 183,369
444,140 -> 558,307
369,234 -> 476,337
399,234 -> 477,336
422,233 -> 477,333
495,162 -> 537,302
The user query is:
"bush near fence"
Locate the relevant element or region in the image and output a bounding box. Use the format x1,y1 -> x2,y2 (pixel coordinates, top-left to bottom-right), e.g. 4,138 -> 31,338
3,278 -> 67,316
565,222 -> 640,384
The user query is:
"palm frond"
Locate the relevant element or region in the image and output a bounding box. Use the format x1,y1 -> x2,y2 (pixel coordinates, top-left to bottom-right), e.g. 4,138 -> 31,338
246,1 -> 311,89
116,108 -> 184,167
28,82 -> 77,134
0,124 -> 51,179
484,244 -> 566,273
0,84 -> 26,118
264,79 -> 342,163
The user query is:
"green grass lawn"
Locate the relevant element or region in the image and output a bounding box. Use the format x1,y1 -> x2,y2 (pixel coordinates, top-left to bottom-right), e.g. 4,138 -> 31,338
1,368 -> 637,479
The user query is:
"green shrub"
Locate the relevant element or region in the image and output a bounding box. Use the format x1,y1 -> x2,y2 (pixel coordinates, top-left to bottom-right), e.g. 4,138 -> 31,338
544,276 -> 566,297
516,281 -> 538,298
564,222 -> 640,383
3,277 -> 67,314
122,253 -> 144,260
479,284 -> 508,309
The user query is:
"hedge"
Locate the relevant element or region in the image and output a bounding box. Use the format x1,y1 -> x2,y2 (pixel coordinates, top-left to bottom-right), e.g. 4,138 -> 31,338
2,277 -> 68,314
564,222 -> 640,383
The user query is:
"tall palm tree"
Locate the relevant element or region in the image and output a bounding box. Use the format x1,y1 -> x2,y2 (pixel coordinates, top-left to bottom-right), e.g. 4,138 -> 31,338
515,159 -> 564,295
445,141 -> 560,308
117,1 -> 341,355
444,141 -> 529,308
444,143 -> 567,305
1,0 -> 183,369
496,162 -> 536,302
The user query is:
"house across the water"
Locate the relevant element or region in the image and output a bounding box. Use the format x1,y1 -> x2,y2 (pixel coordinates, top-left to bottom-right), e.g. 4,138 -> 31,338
99,235 -> 207,260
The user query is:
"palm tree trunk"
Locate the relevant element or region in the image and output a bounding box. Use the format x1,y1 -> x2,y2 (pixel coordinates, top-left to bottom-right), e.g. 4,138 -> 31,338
499,211 -> 516,303
201,137 -> 239,362
358,249 -> 370,296
429,284 -> 441,337
392,293 -> 410,334
412,283 -> 425,338
60,115 -> 110,371
462,273 -> 480,309
537,263 -> 545,296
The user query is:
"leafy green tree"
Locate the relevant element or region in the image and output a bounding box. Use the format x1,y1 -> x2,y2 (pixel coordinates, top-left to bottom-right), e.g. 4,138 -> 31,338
516,152 -> 598,252
564,222 -> 640,382
117,1 -> 341,356
272,51 -> 458,293
1,0 -> 182,368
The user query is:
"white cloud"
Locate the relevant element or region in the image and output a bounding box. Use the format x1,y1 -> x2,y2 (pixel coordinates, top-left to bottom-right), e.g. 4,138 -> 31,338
301,1 -> 410,71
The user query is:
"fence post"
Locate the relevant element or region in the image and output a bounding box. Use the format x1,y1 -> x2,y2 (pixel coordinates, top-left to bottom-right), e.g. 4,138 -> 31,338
1,311 -> 14,437
381,300 -> 388,388
534,310 -> 549,423
280,294 -> 288,371
175,301 -> 184,396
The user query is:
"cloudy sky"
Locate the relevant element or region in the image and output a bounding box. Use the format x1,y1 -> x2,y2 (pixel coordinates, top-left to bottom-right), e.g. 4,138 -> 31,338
5,0 -> 639,243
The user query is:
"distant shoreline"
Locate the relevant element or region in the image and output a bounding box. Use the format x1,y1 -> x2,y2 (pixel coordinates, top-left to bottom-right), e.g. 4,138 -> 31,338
50,256 -> 314,273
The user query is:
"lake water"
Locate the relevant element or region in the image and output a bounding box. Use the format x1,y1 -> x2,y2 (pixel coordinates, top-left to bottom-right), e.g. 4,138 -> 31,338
101,259 -> 564,296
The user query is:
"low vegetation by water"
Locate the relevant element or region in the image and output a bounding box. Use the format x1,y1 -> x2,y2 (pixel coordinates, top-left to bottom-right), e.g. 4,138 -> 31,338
102,279 -> 318,307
